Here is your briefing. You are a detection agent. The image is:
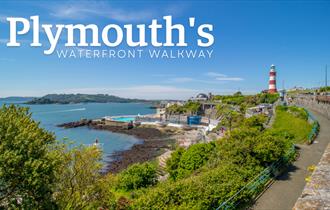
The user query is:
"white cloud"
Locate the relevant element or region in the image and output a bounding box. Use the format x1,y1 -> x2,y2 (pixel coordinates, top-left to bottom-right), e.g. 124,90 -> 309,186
48,2 -> 155,22
165,72 -> 244,84
215,77 -> 244,81
205,72 -> 226,77
205,71 -> 244,81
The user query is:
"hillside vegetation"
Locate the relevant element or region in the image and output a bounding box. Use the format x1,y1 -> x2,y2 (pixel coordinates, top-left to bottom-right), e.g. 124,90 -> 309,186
26,94 -> 147,104
0,103 -> 314,209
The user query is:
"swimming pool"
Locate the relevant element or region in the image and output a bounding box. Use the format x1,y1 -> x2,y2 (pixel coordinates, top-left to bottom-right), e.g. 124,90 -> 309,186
111,117 -> 135,122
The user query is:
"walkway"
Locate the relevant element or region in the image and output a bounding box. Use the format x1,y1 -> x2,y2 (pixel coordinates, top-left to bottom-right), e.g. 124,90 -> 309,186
252,110 -> 330,210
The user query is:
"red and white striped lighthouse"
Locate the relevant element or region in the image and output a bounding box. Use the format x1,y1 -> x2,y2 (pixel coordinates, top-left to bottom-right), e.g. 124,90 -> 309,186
268,64 -> 277,93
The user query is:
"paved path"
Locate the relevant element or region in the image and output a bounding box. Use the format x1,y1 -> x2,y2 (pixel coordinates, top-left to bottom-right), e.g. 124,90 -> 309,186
253,110 -> 330,210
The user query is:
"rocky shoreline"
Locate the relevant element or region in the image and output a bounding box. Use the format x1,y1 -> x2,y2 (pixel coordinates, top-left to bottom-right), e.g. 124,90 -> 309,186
58,119 -> 180,173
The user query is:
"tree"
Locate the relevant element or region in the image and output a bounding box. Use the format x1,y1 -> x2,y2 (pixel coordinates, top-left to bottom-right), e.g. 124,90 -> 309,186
53,145 -> 116,209
219,110 -> 244,132
183,101 -> 201,115
0,105 -> 60,209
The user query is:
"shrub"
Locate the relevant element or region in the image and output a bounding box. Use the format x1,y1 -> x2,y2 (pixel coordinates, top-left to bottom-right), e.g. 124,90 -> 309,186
132,163 -> 259,210
117,162 -> 158,191
166,143 -> 215,180
243,114 -> 267,130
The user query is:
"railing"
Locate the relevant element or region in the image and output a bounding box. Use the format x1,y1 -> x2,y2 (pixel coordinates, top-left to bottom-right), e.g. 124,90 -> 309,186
216,146 -> 296,210
306,111 -> 320,144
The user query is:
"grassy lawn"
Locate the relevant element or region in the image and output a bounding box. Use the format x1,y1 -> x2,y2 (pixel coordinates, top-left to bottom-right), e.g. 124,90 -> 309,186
273,106 -> 312,144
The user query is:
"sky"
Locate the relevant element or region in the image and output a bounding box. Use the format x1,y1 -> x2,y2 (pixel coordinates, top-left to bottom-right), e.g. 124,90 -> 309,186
0,0 -> 329,100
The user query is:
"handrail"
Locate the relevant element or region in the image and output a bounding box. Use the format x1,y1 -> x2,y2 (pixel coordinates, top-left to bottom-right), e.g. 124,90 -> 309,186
216,146 -> 296,210
306,110 -> 319,144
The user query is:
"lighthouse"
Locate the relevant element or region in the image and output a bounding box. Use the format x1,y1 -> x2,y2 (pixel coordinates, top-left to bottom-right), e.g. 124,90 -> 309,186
268,64 -> 277,93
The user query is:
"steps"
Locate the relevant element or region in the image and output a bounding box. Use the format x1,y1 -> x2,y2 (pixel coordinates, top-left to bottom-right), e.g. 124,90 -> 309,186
157,150 -> 172,181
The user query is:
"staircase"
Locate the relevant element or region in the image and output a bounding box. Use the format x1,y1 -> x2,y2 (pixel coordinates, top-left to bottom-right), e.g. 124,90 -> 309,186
157,150 -> 172,181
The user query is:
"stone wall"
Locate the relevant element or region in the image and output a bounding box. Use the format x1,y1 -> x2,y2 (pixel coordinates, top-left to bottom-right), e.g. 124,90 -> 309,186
292,95 -> 330,120
293,143 -> 330,210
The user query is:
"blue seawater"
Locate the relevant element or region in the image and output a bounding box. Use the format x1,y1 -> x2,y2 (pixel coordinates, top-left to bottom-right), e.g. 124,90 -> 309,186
0,101 -> 155,161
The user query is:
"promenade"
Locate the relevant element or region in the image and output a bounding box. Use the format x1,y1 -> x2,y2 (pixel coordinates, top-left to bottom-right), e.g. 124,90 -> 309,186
253,109 -> 330,210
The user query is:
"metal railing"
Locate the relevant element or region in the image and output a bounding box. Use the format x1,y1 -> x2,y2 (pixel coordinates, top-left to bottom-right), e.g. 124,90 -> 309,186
216,146 -> 296,210
306,111 -> 320,144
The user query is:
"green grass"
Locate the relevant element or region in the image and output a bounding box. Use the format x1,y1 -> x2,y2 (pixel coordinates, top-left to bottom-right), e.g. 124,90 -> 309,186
273,106 -> 312,143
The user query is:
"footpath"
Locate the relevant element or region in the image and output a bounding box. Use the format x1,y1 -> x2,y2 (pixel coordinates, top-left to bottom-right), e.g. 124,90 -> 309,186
253,110 -> 330,210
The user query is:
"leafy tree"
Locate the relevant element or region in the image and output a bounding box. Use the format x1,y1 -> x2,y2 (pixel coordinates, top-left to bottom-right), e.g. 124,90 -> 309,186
166,104 -> 184,115
166,102 -> 201,115
53,145 -> 116,210
0,105 -> 60,209
184,101 -> 201,115
117,162 -> 158,191
219,110 -> 244,132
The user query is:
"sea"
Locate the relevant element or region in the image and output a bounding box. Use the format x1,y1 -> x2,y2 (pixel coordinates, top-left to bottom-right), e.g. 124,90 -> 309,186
0,100 -> 155,161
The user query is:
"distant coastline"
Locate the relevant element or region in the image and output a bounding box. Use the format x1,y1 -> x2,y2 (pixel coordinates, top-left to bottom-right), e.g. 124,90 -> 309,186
25,93 -> 151,104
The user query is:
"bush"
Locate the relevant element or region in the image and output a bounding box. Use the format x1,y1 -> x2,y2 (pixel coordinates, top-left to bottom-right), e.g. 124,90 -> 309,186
243,114 -> 267,130
133,163 -> 259,210
166,143 -> 215,180
117,162 -> 158,191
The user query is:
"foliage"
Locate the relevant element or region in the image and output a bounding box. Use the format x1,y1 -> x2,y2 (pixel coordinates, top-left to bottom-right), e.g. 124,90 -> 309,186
166,147 -> 185,180
117,162 -> 158,191
132,163 -> 257,210
218,109 -> 244,131
166,101 -> 201,115
53,145 -> 116,210
319,86 -> 330,92
215,104 -> 266,132
131,106 -> 297,209
212,92 -> 279,107
242,114 -> 267,131
184,101 -> 202,115
166,143 -> 216,180
0,105 -> 60,209
134,126 -> 293,209
0,105 -> 117,209
256,93 -> 279,104
273,106 -> 312,143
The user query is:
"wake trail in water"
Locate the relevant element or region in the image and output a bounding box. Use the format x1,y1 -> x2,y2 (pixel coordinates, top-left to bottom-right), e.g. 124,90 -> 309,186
35,108 -> 86,114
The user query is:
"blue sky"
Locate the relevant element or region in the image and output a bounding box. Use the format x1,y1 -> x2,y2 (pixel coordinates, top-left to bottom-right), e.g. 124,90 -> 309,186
0,0 -> 329,99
